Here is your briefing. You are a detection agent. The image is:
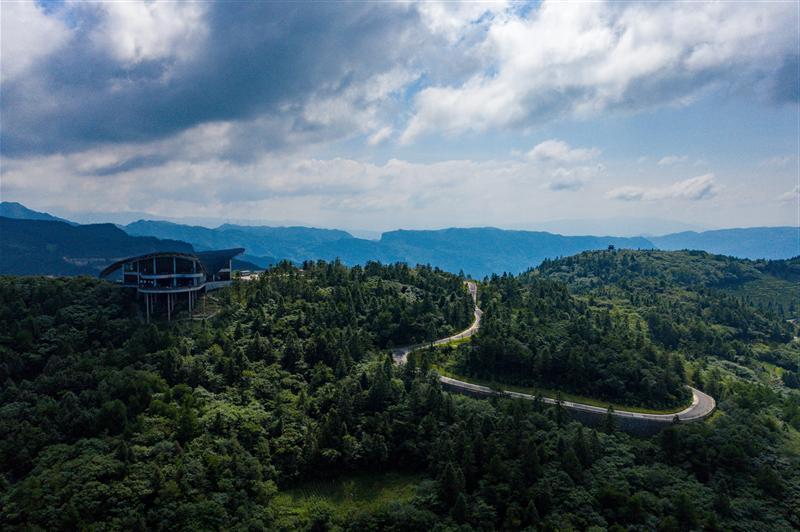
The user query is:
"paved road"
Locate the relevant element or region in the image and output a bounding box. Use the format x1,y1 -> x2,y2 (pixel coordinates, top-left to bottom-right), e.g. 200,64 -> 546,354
392,281 -> 716,424
391,281 -> 482,364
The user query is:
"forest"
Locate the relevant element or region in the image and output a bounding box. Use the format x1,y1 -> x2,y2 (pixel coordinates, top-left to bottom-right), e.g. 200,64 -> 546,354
1,254 -> 799,530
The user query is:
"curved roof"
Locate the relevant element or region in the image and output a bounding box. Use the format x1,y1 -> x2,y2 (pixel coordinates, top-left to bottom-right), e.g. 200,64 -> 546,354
99,248 -> 244,278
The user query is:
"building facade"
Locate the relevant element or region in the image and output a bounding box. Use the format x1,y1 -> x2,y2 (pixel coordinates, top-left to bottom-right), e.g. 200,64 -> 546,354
99,248 -> 244,322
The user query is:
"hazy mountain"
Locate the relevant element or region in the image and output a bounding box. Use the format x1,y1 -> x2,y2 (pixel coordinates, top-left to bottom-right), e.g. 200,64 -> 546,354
511,217 -> 706,237
3,203 -> 796,277
125,220 -> 352,265
0,201 -> 75,225
0,217 -> 193,276
126,220 -> 656,277
59,210 -> 307,227
650,227 -> 799,260
371,228 -> 655,276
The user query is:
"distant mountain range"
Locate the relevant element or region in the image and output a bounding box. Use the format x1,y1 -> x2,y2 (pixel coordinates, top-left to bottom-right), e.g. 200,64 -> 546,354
650,227 -> 800,261
125,220 -> 350,267
125,220 -> 655,276
1,202 -> 797,277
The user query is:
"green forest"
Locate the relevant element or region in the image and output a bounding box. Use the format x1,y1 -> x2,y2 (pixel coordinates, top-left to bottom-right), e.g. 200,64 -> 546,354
1,254 -> 799,530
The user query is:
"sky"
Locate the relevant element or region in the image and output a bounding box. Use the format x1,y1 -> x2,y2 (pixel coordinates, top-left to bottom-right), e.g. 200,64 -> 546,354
1,0 -> 798,233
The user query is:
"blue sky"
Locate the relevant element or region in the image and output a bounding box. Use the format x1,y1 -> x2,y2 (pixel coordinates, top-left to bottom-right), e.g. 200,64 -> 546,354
0,1 -> 798,233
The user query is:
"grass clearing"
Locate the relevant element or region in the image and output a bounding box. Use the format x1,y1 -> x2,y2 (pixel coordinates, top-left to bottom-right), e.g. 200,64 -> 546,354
272,471 -> 425,527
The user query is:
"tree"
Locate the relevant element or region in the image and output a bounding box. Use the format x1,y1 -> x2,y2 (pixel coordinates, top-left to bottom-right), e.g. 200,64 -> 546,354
603,405 -> 617,434
451,492 -> 468,523
439,462 -> 465,507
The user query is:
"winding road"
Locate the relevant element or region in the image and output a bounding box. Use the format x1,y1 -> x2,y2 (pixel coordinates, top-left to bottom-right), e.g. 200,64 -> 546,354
392,281 -> 716,426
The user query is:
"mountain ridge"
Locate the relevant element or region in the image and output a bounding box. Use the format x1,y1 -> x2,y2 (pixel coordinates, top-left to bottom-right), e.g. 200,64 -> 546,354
1,202 -> 797,277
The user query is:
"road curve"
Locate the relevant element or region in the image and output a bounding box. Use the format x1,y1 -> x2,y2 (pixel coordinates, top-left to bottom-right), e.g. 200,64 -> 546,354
391,281 -> 716,425
391,281 -> 482,365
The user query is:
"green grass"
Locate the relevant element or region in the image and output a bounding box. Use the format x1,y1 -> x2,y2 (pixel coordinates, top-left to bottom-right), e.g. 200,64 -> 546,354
436,335 -> 473,348
272,471 -> 424,527
434,365 -> 692,415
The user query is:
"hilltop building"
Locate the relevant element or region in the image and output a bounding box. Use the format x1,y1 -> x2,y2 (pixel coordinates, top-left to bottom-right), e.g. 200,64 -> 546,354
99,248 -> 244,322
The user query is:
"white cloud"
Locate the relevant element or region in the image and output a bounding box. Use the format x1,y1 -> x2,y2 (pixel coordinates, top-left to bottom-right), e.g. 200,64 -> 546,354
0,1 -> 71,83
760,155 -> 795,168
527,139 -> 600,163
303,68 -> 418,140
607,173 -> 720,201
778,185 -> 799,203
90,1 -> 208,64
416,1 -> 511,43
368,126 -> 394,146
0,130 -> 599,229
547,164 -> 605,191
657,155 -> 689,166
402,0 -> 796,141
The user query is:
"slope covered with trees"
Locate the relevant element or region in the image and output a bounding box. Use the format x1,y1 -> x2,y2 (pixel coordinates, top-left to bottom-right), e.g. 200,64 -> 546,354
537,250 -> 799,388
1,256 -> 799,530
449,274 -> 690,409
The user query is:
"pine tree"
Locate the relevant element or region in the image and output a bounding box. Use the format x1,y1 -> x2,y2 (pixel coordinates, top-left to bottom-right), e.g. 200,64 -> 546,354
439,462 -> 465,506
603,405 -> 617,434
451,492 -> 468,523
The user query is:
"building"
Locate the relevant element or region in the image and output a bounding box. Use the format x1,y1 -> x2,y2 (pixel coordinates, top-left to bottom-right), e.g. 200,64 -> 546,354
99,248 -> 244,322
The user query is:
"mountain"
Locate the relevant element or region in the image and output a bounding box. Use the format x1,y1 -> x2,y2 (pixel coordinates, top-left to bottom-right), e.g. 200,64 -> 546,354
125,220 -> 351,265
650,227 -> 799,260
372,228 -> 655,276
0,201 -> 75,225
537,249 -> 800,320
125,221 -> 655,277
4,203 -> 795,277
511,216 -> 706,236
0,217 -> 193,276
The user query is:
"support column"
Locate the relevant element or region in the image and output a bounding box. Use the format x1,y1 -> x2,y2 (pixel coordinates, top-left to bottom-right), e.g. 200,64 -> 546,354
145,293 -> 150,324
167,293 -> 171,322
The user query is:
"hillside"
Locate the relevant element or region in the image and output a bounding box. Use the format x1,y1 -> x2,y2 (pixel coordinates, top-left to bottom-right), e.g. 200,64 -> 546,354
440,273 -> 690,408
1,258 -> 799,530
536,249 -> 799,387
650,226 -> 800,260
537,249 -> 800,319
0,217 -> 193,276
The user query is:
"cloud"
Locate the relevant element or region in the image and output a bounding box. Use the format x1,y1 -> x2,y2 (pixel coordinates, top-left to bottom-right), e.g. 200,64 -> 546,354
0,2 -> 425,155
3,1 -> 796,158
760,155 -> 796,168
368,126 -> 394,146
0,1 -> 71,83
527,139 -> 600,163
402,1 -> 797,141
0,131 -> 601,228
657,155 -> 689,166
778,185 -> 799,203
772,53 -> 800,104
607,173 -> 720,201
546,164 -> 605,192
89,2 -> 208,64
416,1 -> 510,43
